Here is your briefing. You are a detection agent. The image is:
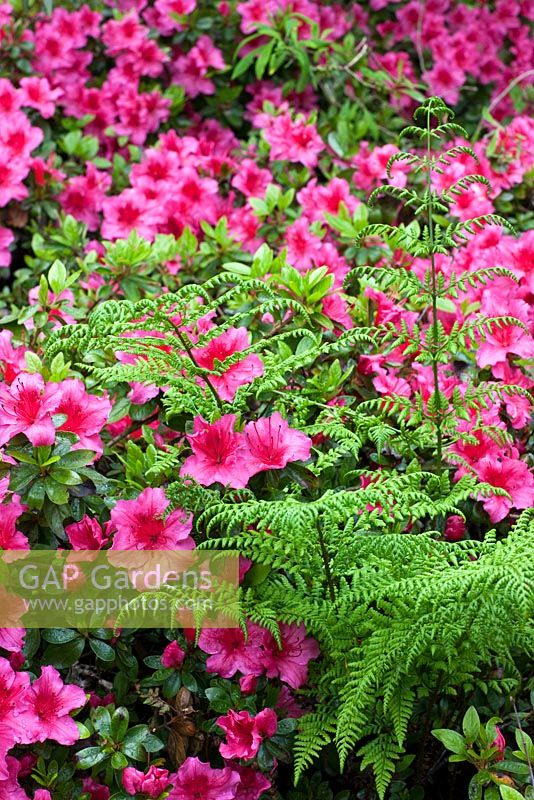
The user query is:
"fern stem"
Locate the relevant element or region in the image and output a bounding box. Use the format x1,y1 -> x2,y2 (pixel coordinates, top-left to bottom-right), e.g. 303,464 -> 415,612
107,410 -> 160,448
511,695 -> 534,788
317,519 -> 336,602
170,321 -> 224,413
426,106 -> 443,474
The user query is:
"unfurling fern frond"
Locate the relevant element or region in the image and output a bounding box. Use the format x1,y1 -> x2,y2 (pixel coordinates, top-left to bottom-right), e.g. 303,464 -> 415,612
368,184 -> 422,209
437,145 -> 478,165
444,214 -> 516,244
385,151 -> 422,177
440,173 -> 491,203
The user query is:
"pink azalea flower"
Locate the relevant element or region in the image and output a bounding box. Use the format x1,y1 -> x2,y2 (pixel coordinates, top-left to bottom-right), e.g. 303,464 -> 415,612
474,455 -> 534,522
373,370 -> 412,398
231,764 -> 271,800
0,331 -> 28,383
0,157 -> 28,208
0,226 -> 13,269
262,623 -> 320,689
154,0 -> 196,34
239,675 -> 258,695
237,0 -> 277,33
423,60 -> 466,105
476,325 -> 534,372
19,77 -> 62,118
161,640 -> 185,668
110,487 -> 194,550
231,159 -> 273,198
217,708 -> 277,760
54,379 -> 111,456
285,217 -> 323,270
0,756 -> 28,800
297,177 -> 359,224
0,657 -> 31,778
81,777 -> 111,800
264,113 -> 324,168
275,685 -> 306,719
0,373 -> 60,448
65,515 -> 111,550
0,497 -> 28,550
180,415 -> 254,489
0,628 -> 25,654
191,327 -> 264,402
58,163 -> 111,231
322,293 -> 353,329
504,394 -> 532,429
122,765 -> 172,798
198,623 -> 266,679
0,114 -> 43,163
244,413 -> 312,473
19,666 -> 86,745
101,189 -> 162,241
168,758 -> 240,800
352,142 -> 410,192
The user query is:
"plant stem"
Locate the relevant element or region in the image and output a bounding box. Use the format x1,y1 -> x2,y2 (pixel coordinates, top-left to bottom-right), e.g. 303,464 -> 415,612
170,321 -> 224,413
510,695 -> 534,788
426,106 -> 443,473
108,410 -> 160,448
317,518 -> 336,602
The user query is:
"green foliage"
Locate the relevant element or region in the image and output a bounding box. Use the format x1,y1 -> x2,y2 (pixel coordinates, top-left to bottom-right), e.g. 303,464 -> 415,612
44,98 -> 534,800
433,703 -> 534,799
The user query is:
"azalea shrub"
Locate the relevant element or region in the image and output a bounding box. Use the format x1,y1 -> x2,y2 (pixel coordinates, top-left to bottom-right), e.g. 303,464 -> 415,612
0,1 -> 533,800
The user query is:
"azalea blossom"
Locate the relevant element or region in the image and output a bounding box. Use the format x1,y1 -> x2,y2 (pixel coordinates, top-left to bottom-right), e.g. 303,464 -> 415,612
474,455 -> 534,522
476,324 -> 534,373
53,379 -> 111,456
244,412 -> 312,473
0,477 -> 28,551
262,623 -> 320,689
0,657 -> 31,778
81,777 -> 111,800
191,327 -> 264,402
65,515 -> 111,550
0,756 -> 28,800
217,708 -> 277,760
19,665 -> 86,745
198,623 -> 266,679
491,726 -> 506,761
264,113 -> 324,168
231,764 -> 271,800
110,487 -> 194,550
122,765 -> 172,798
19,76 -> 62,118
180,414 -> 253,489
167,757 -> 240,800
0,374 -> 60,448
0,627 -> 25,654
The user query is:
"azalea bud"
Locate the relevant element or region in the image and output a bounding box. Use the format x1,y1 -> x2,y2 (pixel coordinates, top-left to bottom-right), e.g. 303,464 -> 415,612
8,651 -> 25,669
444,515 -> 466,542
239,674 -> 258,694
491,726 -> 506,761
17,753 -> 37,777
161,640 -> 186,669
81,777 -> 111,800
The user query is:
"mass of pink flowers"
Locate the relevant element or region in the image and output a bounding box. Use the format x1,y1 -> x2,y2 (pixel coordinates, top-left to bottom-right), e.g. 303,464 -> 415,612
0,0 -> 532,798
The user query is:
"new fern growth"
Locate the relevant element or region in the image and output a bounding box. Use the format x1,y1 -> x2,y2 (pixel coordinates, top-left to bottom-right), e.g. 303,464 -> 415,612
351,96 -> 528,479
